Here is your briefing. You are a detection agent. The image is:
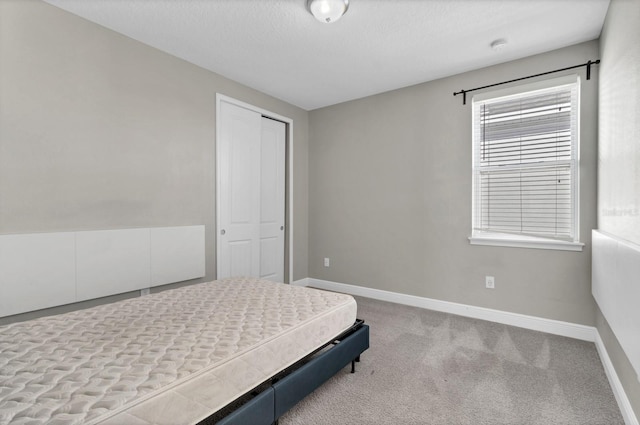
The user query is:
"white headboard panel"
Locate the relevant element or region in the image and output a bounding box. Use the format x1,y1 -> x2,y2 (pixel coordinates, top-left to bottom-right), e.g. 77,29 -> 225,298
592,230 -> 640,381
76,228 -> 152,301
0,225 -> 205,318
0,233 -> 77,317
150,226 -> 206,287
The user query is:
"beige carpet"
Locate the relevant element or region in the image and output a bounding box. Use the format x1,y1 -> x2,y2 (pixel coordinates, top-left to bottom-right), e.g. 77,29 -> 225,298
280,296 -> 624,425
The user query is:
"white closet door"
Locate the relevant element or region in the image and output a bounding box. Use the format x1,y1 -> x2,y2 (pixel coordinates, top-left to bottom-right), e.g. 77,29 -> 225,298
259,117 -> 286,282
218,101 -> 262,279
217,102 -> 286,281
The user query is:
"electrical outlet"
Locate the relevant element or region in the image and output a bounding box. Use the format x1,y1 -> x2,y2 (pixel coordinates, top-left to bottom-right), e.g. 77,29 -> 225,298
485,276 -> 495,289
141,288 -> 150,296
324,257 -> 330,267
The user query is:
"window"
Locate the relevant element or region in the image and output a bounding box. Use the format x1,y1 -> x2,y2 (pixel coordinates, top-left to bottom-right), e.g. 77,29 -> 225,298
469,76 -> 583,251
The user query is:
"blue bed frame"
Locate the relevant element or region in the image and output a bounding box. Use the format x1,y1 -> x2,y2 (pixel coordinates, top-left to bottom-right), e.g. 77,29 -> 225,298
203,320 -> 370,425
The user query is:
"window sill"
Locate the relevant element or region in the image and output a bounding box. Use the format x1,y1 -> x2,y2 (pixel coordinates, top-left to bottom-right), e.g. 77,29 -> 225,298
469,232 -> 584,252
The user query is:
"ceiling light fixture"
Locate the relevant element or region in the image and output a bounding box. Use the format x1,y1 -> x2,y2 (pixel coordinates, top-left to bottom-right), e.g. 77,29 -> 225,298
307,0 -> 349,24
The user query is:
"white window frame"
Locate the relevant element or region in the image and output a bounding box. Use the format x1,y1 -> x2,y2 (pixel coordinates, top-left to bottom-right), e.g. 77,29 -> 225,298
469,75 -> 584,251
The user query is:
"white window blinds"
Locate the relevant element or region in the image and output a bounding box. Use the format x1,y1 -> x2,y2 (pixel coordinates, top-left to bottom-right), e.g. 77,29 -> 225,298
472,79 -> 580,242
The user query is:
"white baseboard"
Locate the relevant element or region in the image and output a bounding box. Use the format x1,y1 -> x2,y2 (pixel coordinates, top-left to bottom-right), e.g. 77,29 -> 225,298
292,278 -> 311,287
595,333 -> 640,425
295,277 -> 638,425
299,278 -> 596,341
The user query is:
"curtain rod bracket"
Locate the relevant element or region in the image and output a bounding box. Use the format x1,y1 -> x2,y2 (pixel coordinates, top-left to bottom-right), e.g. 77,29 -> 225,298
453,89 -> 468,105
587,60 -> 594,80
453,59 -> 600,105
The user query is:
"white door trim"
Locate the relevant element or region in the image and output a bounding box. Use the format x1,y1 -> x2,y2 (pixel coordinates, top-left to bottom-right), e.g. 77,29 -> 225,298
215,94 -> 294,283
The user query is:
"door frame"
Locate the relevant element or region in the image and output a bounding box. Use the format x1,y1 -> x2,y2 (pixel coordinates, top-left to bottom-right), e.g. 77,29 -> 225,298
215,94 -> 294,283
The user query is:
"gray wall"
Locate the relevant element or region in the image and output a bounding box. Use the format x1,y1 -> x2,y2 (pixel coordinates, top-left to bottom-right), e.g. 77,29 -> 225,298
598,0 -> 640,245
0,0 -> 309,310
597,0 -> 640,416
309,41 -> 599,326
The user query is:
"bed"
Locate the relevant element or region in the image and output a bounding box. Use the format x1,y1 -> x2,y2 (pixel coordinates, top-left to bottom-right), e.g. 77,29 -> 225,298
0,277 -> 369,425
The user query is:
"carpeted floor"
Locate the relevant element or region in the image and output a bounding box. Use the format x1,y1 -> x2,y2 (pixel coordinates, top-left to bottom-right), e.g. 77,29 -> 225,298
279,296 -> 624,425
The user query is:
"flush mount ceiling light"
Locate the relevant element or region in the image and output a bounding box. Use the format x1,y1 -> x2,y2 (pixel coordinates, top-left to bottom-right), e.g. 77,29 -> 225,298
307,0 -> 349,23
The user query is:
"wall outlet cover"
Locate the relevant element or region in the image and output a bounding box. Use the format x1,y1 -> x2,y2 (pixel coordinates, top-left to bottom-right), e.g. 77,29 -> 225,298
486,276 -> 495,289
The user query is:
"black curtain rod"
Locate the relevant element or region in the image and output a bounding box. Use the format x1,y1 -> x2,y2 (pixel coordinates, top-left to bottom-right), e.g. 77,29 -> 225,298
453,59 -> 600,105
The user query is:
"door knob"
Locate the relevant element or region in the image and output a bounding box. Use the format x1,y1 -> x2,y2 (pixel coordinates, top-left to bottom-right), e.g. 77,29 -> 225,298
280,226 -> 284,231
220,229 -> 226,235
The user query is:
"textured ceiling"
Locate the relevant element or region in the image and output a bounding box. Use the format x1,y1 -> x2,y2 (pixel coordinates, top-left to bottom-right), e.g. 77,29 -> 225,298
43,0 -> 610,110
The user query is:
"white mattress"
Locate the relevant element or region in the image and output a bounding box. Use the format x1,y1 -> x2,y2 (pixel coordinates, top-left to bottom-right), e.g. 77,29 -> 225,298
0,278 -> 357,425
